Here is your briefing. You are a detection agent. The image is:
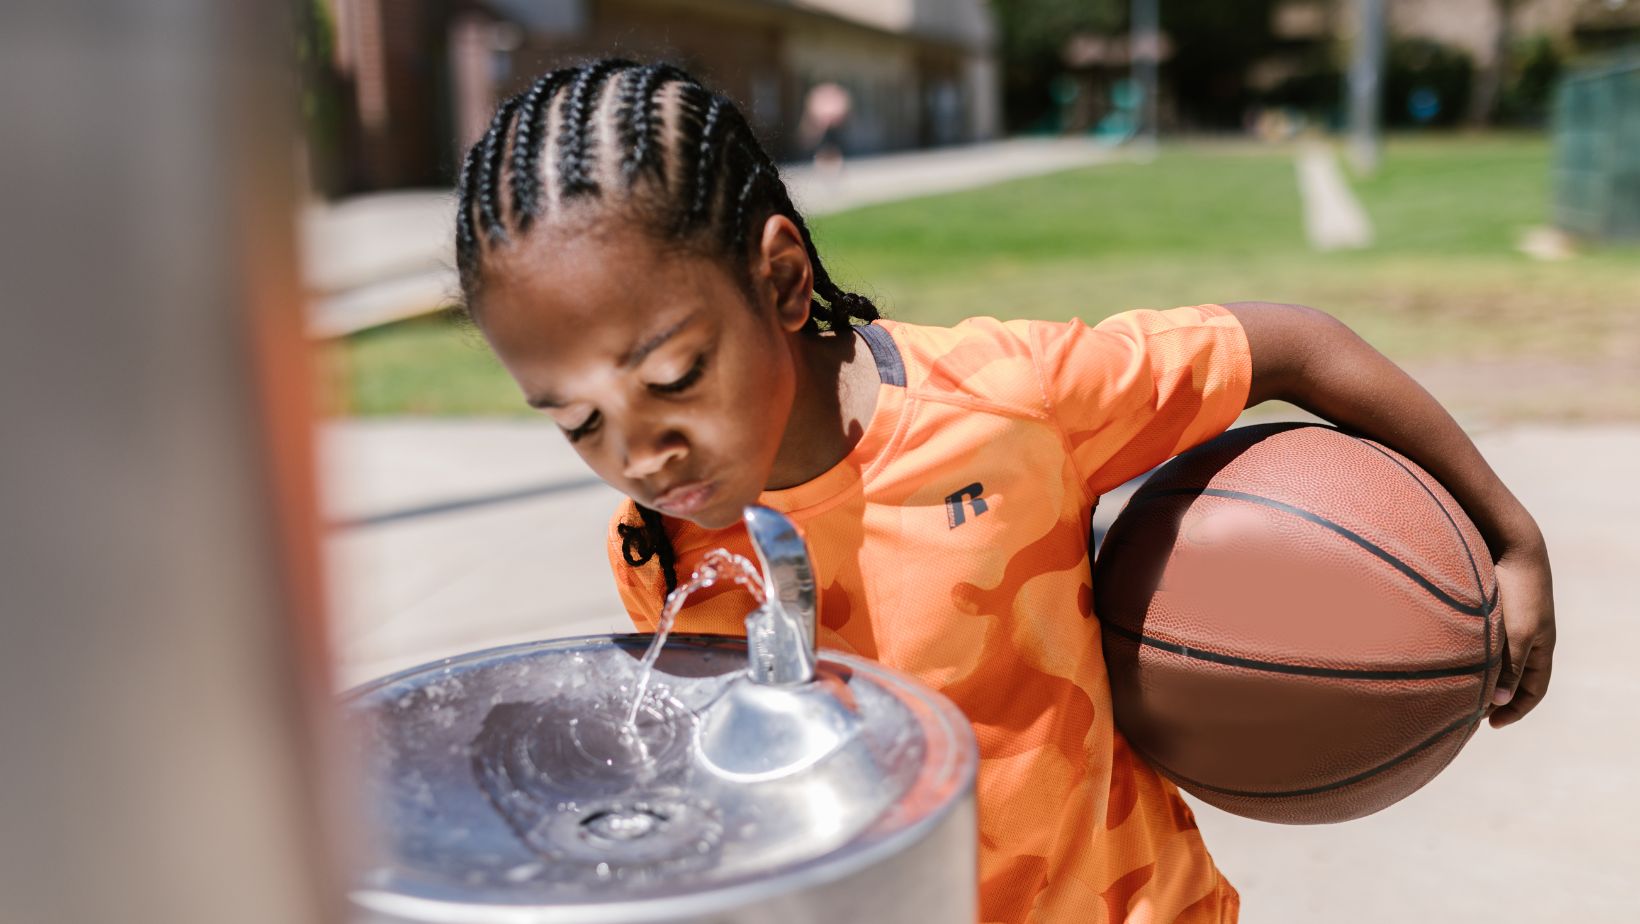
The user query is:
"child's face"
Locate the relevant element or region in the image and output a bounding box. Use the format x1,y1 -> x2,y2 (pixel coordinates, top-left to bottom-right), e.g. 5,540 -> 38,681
475,218 -> 810,530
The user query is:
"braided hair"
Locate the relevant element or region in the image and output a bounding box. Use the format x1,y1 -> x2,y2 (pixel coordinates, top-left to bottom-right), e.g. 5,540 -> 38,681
454,58 -> 881,602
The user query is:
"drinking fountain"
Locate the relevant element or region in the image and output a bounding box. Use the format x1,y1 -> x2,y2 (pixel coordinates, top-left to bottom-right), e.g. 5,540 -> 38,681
342,505 -> 978,923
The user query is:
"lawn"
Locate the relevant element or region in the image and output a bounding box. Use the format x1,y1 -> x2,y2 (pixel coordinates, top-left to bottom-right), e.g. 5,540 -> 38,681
325,134 -> 1639,421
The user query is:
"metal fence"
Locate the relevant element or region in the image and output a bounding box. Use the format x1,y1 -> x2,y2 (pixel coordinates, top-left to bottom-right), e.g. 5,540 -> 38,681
1552,47 -> 1640,239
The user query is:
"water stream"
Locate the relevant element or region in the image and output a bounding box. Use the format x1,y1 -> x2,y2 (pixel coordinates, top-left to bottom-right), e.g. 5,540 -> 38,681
621,549 -> 766,734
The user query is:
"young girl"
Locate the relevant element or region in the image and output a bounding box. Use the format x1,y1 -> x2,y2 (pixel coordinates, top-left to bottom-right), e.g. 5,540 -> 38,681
452,58 -> 1556,923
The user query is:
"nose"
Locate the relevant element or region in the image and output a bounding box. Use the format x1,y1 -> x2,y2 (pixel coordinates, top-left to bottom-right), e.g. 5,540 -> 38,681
620,423 -> 687,481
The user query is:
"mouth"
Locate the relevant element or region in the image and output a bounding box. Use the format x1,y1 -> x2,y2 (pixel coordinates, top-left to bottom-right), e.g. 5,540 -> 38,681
651,479 -> 717,517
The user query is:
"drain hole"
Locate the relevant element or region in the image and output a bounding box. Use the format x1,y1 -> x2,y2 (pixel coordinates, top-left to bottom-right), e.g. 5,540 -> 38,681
580,805 -> 669,843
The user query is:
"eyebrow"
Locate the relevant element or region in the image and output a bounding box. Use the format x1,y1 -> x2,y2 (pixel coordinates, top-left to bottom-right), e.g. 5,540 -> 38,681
526,311 -> 700,409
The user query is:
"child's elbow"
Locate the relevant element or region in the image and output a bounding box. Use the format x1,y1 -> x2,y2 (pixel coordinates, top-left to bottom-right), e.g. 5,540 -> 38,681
1224,301 -> 1364,405
1224,300 -> 1340,330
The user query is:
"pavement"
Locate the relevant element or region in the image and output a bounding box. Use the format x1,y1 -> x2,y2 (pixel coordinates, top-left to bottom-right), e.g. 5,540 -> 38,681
300,137 -> 1121,337
321,416 -> 1640,921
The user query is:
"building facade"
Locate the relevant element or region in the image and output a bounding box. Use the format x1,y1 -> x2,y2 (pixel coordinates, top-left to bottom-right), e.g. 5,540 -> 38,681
314,0 -> 1000,195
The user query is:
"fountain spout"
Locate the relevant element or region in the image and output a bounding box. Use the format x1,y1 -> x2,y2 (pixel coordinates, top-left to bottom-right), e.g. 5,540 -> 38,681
742,505 -> 817,685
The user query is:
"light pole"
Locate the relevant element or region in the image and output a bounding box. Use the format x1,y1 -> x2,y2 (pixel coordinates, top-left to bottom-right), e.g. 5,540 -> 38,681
1348,0 -> 1387,174
1131,0 -> 1160,156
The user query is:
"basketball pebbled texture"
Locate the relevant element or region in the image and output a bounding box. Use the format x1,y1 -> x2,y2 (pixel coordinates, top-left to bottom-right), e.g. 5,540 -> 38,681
1093,422 -> 1505,824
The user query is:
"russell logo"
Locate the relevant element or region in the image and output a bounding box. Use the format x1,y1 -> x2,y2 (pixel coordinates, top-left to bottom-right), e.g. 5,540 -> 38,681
945,482 -> 988,528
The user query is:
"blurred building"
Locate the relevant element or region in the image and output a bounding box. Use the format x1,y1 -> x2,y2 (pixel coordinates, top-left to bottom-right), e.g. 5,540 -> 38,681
312,0 -> 1000,196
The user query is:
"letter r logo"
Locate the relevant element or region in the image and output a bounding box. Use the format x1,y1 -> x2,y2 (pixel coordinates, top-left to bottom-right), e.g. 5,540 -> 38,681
945,482 -> 988,529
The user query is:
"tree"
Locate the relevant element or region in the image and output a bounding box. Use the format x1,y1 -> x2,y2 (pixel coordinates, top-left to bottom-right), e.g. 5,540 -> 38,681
990,0 -> 1124,132
1467,0 -> 1519,125
989,0 -> 1286,133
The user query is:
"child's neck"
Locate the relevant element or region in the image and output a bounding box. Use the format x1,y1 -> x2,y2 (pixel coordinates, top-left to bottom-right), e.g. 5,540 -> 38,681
764,326 -> 879,491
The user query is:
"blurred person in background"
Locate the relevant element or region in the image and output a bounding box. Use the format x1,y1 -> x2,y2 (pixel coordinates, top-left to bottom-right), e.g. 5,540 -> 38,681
797,80 -> 851,176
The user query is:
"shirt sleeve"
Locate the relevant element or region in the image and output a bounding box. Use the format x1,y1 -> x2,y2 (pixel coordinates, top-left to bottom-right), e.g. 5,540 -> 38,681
606,501 -> 663,632
1027,304 -> 1253,500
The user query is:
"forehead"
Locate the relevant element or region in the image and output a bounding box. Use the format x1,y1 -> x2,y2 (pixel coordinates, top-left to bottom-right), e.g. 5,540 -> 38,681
478,219 -> 742,363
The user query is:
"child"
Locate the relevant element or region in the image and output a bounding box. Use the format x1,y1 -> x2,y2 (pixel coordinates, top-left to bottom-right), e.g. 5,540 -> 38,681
452,58 -> 1556,923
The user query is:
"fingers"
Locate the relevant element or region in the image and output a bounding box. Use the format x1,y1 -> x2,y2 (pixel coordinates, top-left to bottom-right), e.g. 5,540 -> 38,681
1483,555 -> 1556,728
1485,570 -> 1533,714
1489,642 -> 1554,728
1489,635 -> 1524,705
1485,633 -> 1529,719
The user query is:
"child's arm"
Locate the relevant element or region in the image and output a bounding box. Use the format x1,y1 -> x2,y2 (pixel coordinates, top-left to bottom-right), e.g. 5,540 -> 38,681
1224,301 -> 1555,729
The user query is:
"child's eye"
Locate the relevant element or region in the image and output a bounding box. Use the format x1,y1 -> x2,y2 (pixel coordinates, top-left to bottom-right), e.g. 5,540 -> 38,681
651,353 -> 708,395
564,410 -> 601,443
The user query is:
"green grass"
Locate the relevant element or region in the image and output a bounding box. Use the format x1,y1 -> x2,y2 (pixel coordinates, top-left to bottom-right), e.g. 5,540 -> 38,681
322,311 -> 532,416
327,134 -> 1640,420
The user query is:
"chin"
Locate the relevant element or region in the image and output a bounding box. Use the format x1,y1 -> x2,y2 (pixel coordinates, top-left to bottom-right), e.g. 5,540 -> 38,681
686,498 -> 747,531
686,479 -> 763,531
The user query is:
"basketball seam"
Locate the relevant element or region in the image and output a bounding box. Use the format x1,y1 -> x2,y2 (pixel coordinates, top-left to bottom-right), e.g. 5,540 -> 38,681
1144,706 -> 1484,799
1102,621 -> 1502,680
1131,487 -> 1494,617
1355,438 -> 1495,609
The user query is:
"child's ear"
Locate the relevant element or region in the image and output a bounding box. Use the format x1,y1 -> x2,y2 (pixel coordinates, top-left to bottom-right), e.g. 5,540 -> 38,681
757,214 -> 814,333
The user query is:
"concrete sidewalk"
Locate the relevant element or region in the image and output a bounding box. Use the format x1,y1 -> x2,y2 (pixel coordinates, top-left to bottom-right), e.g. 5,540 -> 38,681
321,417 -> 1638,921
302,137 -> 1120,337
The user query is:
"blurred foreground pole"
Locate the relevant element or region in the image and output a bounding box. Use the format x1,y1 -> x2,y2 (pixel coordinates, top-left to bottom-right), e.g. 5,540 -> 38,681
0,2 -> 345,923
1348,0 -> 1387,174
1131,0 -> 1160,155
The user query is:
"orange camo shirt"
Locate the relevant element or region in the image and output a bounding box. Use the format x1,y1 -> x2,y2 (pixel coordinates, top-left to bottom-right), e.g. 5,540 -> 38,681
606,305 -> 1252,923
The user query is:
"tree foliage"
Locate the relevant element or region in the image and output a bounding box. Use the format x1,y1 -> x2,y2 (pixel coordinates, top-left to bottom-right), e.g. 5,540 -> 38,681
989,0 -> 1124,132
991,0 -> 1287,132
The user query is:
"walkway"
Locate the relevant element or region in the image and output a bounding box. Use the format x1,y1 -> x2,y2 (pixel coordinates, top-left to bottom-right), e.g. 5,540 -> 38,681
1294,138 -> 1374,251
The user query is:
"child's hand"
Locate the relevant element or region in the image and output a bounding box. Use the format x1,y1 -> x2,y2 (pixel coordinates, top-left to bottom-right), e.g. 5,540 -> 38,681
1487,532 -> 1556,728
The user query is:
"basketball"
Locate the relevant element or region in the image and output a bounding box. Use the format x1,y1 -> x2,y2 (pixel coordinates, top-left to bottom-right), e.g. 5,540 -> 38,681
1093,423 -> 1505,824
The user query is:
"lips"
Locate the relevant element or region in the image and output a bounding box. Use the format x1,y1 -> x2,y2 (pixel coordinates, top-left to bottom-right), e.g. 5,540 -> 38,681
651,479 -> 717,516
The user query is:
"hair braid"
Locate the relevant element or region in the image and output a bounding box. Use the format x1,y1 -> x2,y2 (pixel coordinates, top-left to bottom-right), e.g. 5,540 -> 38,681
508,70 -> 574,230
454,142 -> 484,289
558,58 -> 632,200
685,93 -> 730,230
619,63 -> 687,187
616,504 -> 679,597
476,95 -> 523,240
729,145 -> 770,256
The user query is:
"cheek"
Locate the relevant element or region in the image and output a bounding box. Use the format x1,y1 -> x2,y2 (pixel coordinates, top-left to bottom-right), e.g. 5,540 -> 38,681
571,441 -> 627,488
716,344 -> 796,452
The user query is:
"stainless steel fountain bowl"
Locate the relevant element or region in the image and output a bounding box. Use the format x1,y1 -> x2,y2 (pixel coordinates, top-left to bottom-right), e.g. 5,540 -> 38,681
342,633 -> 978,924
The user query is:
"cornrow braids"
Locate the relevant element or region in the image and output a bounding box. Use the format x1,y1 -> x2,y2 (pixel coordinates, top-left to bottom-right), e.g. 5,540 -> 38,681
617,62 -> 689,186
508,69 -> 579,231
682,91 -> 731,233
557,58 -> 632,201
454,57 -> 884,607
476,96 -> 523,240
454,142 -> 484,290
